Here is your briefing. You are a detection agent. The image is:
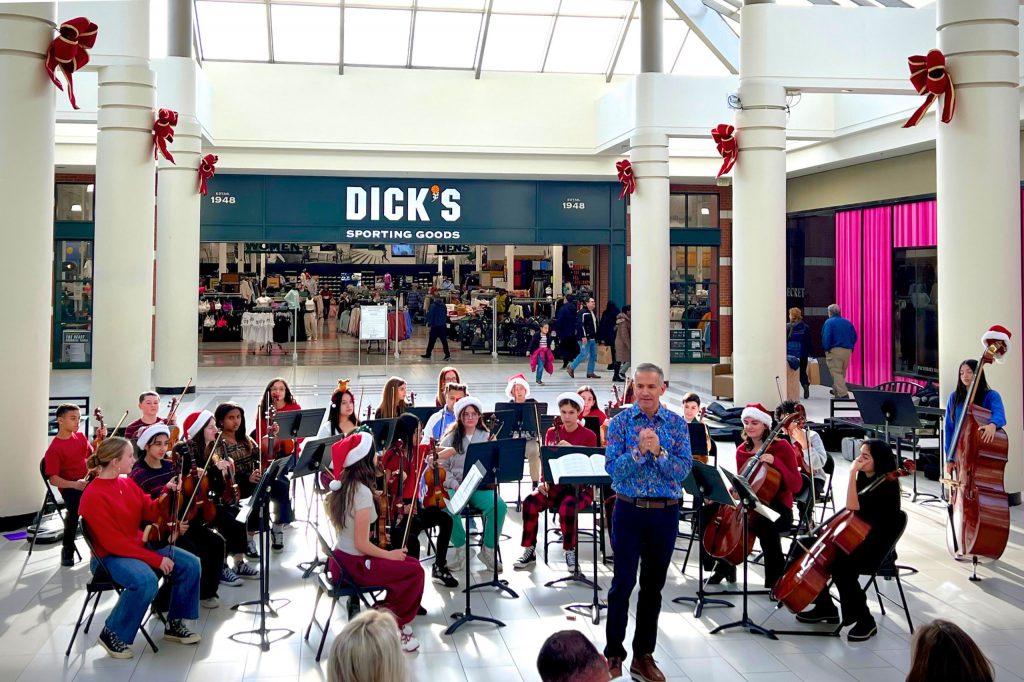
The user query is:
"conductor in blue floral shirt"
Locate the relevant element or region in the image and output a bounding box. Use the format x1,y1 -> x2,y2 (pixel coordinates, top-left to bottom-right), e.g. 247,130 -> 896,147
603,362 -> 692,682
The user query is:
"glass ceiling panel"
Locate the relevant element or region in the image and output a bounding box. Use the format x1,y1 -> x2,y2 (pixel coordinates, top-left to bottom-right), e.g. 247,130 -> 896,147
481,13 -> 552,72
559,0 -> 634,17
412,11 -> 482,69
348,1 -> 414,6
491,0 -> 560,13
417,0 -> 486,9
196,1 -> 270,61
672,30 -> 730,76
344,8 -> 411,66
545,17 -> 621,73
271,5 -> 339,64
616,19 -> 690,75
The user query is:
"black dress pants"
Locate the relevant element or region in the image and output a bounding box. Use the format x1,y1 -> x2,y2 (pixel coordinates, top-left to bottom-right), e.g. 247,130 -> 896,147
389,505 -> 454,566
425,327 -> 450,357
60,487 -> 82,557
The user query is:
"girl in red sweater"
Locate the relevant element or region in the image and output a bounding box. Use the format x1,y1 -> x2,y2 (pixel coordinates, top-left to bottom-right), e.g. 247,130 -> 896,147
79,437 -> 202,659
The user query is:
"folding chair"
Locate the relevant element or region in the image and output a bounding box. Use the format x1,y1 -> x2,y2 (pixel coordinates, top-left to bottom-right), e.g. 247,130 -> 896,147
66,520 -> 161,656
28,458 -> 82,561
817,455 -> 837,524
304,529 -> 385,662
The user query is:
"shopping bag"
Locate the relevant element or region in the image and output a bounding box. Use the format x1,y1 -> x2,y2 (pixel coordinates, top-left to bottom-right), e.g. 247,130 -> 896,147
596,344 -> 612,366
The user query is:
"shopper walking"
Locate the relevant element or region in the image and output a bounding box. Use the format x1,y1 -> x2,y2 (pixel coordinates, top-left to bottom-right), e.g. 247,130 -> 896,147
598,300 -> 620,370
566,297 -> 601,379
554,296 -> 579,369
787,307 -> 812,399
613,305 -> 631,383
822,303 -> 857,398
421,297 -> 451,360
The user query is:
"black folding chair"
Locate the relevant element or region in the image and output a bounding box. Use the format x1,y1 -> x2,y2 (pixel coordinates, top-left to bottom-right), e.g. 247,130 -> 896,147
304,529 -> 385,662
817,454 -> 837,524
28,458 -> 82,560
66,520 -> 161,656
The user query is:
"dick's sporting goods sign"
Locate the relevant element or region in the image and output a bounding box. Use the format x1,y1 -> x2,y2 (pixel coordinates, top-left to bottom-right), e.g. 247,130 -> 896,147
345,186 -> 461,223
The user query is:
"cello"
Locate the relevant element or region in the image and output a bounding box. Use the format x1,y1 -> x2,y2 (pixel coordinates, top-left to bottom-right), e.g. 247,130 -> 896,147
945,337 -> 1010,570
702,412 -> 799,566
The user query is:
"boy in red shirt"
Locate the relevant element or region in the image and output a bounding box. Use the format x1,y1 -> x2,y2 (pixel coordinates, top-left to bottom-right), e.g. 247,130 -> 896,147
44,404 -> 103,566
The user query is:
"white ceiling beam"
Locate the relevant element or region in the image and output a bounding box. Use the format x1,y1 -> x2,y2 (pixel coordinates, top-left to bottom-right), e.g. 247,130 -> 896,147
667,0 -> 739,74
473,0 -> 494,79
605,0 -> 639,83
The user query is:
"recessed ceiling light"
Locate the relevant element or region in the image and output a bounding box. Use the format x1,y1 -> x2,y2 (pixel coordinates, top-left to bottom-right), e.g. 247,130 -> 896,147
86,184 -> 94,192
701,208 -> 710,215
71,204 -> 82,212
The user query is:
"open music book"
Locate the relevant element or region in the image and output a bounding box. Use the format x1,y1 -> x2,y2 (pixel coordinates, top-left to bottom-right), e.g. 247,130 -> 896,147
448,462 -> 486,515
549,453 -> 607,484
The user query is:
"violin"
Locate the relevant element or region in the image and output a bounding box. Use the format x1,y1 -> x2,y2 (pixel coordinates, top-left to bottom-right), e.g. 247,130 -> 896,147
945,340 -> 1010,562
91,407 -> 107,452
381,439 -> 409,523
408,390 -> 416,407
143,458 -> 183,545
423,438 -> 448,511
213,449 -> 241,505
702,413 -> 800,566
546,416 -> 564,446
772,462 -> 915,613
373,463 -> 392,549
611,385 -> 622,409
166,377 -> 192,446
175,439 -> 218,525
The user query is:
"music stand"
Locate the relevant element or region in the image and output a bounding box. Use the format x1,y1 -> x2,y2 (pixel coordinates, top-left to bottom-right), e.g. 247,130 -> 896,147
293,435 -> 341,578
406,406 -> 440,425
494,402 -> 548,437
539,414 -> 556,435
582,416 -> 602,442
673,461 -> 734,617
708,469 -> 779,640
481,410 -> 515,437
361,418 -> 396,449
854,390 -> 937,504
273,408 -> 328,524
540,446 -> 609,624
445,438 -> 526,635
231,457 -> 294,651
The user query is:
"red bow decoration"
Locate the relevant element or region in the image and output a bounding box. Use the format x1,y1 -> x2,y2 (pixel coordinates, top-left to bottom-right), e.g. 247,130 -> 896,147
198,154 -> 218,196
903,49 -> 956,128
153,109 -> 178,164
711,124 -> 738,178
615,159 -> 635,200
45,17 -> 98,110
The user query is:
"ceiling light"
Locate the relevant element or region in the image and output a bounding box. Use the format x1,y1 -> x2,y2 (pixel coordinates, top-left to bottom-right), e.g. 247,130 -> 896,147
701,208 -> 710,215
86,184 -> 94,192
70,204 -> 82,212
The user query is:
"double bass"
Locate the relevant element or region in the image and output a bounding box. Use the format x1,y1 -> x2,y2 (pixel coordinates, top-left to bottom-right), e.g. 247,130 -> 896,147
702,413 -> 799,566
945,340 -> 1010,565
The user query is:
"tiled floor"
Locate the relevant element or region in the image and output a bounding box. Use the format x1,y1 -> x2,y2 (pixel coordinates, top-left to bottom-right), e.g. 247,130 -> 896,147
8,359 -> 1022,681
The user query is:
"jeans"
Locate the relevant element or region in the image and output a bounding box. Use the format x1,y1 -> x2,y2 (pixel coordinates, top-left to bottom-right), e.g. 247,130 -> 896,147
535,363 -> 544,383
445,489 -> 507,549
94,546 -> 200,644
570,338 -> 597,375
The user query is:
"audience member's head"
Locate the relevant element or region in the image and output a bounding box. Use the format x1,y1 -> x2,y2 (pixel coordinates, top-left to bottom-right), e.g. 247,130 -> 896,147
905,619 -> 994,682
327,610 -> 409,682
537,630 -> 608,682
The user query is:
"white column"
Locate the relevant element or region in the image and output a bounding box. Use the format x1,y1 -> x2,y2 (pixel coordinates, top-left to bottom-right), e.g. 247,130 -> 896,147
629,130 -> 671,371
218,243 -> 228,275
0,3 -> 56,518
454,257 -> 461,286
153,58 -> 202,394
475,245 -> 483,270
936,0 -> 1023,496
91,64 -> 157,418
552,245 -> 564,296
732,74 -> 788,405
505,245 -> 515,291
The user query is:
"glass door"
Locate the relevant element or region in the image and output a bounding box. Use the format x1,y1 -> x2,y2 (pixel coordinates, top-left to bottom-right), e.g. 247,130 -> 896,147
669,245 -> 719,363
53,240 -> 94,368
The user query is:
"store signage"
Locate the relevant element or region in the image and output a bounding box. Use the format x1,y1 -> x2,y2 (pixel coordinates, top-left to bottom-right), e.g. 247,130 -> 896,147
435,245 -> 472,255
786,287 -> 805,297
359,305 -> 388,341
346,187 -> 461,223
345,229 -> 461,242
562,196 -> 587,210
209,191 -> 236,205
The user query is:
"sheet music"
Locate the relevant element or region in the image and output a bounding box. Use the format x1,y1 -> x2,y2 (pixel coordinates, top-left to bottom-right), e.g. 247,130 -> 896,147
448,462 -> 486,515
549,453 -> 606,483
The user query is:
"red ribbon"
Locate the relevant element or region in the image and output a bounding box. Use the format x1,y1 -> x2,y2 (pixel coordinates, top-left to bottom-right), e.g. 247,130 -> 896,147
198,154 -> 218,196
615,159 -> 635,200
45,17 -> 98,110
711,124 -> 738,178
153,108 -> 178,164
903,49 -> 956,128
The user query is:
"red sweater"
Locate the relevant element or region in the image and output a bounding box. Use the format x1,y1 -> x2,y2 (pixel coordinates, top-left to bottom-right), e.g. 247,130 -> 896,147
44,432 -> 92,485
736,439 -> 803,510
79,477 -> 163,568
545,423 -> 598,448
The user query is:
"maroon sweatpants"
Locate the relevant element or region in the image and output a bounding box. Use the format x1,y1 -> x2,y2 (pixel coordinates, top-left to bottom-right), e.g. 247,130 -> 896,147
331,550 -> 424,627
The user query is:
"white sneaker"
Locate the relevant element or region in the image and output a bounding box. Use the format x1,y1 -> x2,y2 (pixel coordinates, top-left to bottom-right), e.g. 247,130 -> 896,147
478,547 -> 502,573
401,624 -> 414,636
565,549 -> 577,573
201,597 -> 220,609
400,631 -> 420,653
448,547 -> 466,572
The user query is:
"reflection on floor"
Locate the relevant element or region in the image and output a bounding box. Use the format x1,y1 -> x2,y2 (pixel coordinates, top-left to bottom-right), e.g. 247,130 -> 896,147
11,362 -> 1023,681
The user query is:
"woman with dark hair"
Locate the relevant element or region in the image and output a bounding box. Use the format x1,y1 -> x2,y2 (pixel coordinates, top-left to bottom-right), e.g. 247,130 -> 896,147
434,367 -> 460,408
775,400 -> 827,524
319,379 -> 360,438
905,619 -> 994,682
793,438 -> 902,642
375,376 -> 408,419
554,297 -> 580,369
213,402 -> 264,562
944,358 -> 1006,476
597,300 -> 620,370
255,377 -> 301,552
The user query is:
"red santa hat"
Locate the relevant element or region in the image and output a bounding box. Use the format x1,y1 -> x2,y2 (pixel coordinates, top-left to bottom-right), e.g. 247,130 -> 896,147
329,431 -> 375,491
981,325 -> 1012,361
505,373 -> 531,399
183,410 -> 214,440
740,403 -> 773,428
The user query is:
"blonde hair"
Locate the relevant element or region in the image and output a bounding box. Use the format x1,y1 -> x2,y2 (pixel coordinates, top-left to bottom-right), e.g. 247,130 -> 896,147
326,610 -> 409,682
87,436 -> 132,470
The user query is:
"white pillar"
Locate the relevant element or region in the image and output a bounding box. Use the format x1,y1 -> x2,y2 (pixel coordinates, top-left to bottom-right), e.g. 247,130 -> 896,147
629,130 -> 671,371
218,243 -> 228,275
0,3 -> 56,518
475,245 -> 483,270
92,63 -> 157,418
732,74 -> 788,405
454,257 -> 461,287
505,245 -> 515,291
936,0 -> 1023,497
153,58 -> 202,394
552,245 -> 564,296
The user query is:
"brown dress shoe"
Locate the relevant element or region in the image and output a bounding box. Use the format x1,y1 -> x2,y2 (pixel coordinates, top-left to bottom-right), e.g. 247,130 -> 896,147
630,654 -> 666,682
607,656 -> 624,679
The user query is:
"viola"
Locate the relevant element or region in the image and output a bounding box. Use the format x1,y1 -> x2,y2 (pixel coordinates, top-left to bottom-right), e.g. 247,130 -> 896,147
702,413 -> 799,566
546,416 -> 564,446
91,407 -> 107,453
422,438 -> 448,511
381,439 -> 409,522
945,341 -> 1010,562
772,462 -> 915,613
373,467 -> 392,550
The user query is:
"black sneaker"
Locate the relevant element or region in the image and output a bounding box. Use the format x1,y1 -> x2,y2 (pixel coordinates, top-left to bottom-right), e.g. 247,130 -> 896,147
245,537 -> 260,559
706,564 -> 736,586
565,367 -> 575,379
420,354 -> 431,359
795,605 -> 841,624
271,528 -> 284,552
164,619 -> 201,644
443,355 -> 451,361
98,626 -> 133,659
514,546 -> 537,570
432,563 -> 459,588
847,618 -> 878,642
61,550 -> 75,567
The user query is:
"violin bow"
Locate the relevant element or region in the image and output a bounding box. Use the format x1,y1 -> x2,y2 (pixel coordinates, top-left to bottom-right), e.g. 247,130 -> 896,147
401,443 -> 429,549
168,377 -> 193,420
112,410 -> 130,437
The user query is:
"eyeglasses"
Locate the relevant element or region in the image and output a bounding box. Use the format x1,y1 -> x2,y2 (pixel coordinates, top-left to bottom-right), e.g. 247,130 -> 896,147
462,412 -> 480,419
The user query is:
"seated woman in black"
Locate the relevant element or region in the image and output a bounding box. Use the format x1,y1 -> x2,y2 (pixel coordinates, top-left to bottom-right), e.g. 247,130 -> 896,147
794,438 -> 902,642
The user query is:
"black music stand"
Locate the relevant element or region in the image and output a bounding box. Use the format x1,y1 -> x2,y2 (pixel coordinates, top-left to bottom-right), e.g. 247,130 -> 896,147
231,457 -> 294,651
540,446 -> 609,624
709,469 -> 778,640
673,461 -> 735,617
494,402 -> 548,437
855,390 -> 937,504
446,438 -> 526,635
293,435 -> 342,578
273,408 -> 328,524
406,406 -> 440,425
481,410 -> 516,437
361,418 -> 396,449
582,416 -> 602,442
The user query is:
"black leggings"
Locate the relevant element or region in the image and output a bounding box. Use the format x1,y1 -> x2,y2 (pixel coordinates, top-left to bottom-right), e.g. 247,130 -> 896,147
389,504 -> 454,566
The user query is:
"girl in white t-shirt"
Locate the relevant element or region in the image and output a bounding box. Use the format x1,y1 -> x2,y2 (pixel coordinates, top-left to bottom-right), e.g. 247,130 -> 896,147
324,431 -> 424,653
